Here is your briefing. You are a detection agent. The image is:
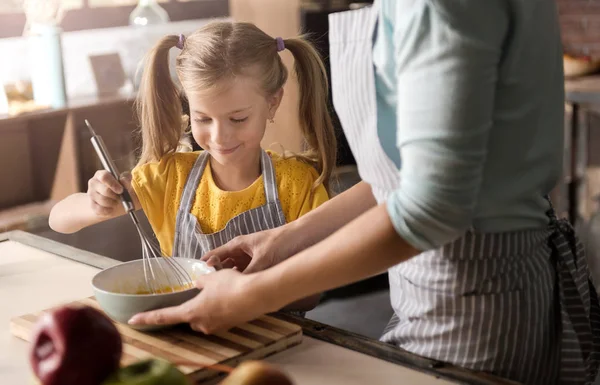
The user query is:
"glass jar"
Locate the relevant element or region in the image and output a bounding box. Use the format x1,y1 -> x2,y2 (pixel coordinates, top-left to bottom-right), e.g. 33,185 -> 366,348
129,0 -> 170,27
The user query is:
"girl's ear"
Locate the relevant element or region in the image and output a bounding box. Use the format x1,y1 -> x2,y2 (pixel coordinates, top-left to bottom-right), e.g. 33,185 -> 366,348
267,88 -> 284,119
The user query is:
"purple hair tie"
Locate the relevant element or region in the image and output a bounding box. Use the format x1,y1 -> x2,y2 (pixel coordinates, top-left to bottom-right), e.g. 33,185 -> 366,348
275,37 -> 285,52
176,34 -> 185,50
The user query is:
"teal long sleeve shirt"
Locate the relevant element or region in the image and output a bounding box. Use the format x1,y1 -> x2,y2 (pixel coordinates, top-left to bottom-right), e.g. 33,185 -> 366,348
373,0 -> 565,251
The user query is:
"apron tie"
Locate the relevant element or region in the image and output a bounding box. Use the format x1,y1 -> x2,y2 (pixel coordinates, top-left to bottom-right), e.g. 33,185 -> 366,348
546,196 -> 600,384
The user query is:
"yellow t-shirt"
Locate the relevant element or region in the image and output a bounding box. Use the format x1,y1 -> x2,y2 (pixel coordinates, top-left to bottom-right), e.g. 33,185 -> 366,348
131,151 -> 329,256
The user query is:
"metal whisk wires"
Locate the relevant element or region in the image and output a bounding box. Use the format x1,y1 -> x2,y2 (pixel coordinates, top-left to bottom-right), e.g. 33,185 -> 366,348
85,119 -> 193,294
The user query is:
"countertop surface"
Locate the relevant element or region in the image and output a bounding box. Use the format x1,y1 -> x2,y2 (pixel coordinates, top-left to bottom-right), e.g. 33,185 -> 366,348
0,231 -> 518,385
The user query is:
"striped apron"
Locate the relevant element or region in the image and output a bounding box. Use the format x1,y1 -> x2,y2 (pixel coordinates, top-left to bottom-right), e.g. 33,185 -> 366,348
329,3 -> 600,384
172,149 -> 286,259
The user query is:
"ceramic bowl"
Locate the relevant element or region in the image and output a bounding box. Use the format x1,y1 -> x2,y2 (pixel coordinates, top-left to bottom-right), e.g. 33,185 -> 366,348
91,258 -> 215,331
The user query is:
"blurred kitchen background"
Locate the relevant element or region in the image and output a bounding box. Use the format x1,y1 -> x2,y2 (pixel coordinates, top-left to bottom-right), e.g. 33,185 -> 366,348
1,0 -> 600,339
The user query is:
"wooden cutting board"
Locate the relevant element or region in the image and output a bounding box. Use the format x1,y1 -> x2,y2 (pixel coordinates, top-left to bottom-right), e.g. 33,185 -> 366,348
10,297 -> 302,383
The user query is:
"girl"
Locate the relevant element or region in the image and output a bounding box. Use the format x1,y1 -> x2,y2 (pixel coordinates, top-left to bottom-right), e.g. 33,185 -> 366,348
49,22 -> 336,310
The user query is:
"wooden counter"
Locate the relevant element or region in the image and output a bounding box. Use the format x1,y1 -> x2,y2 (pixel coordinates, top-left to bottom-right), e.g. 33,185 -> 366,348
0,230 -> 518,385
0,93 -> 138,233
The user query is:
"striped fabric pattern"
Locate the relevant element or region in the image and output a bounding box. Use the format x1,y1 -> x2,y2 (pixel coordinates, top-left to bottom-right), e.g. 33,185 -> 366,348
329,2 -> 399,206
328,1 -> 600,384
172,150 -> 286,259
546,206 -> 600,384
381,229 -> 557,383
381,220 -> 600,384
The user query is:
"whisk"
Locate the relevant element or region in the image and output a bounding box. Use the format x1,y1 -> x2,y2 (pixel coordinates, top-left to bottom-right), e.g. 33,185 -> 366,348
85,119 -> 193,294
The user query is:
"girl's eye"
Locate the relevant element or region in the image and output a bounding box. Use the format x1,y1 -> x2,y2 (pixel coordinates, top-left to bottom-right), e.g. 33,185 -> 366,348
231,117 -> 248,124
195,118 -> 211,124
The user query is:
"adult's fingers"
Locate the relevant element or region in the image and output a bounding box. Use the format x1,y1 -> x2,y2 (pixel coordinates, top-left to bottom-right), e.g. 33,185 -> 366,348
201,237 -> 252,265
205,256 -> 238,270
243,256 -> 273,274
127,303 -> 190,326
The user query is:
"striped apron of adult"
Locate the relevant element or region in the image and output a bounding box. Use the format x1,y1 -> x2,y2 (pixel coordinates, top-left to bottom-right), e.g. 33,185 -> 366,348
172,149 -> 286,259
328,2 -> 600,384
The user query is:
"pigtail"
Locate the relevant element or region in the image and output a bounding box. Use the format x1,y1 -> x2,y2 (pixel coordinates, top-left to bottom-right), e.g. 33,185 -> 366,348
135,35 -> 185,166
284,37 -> 337,195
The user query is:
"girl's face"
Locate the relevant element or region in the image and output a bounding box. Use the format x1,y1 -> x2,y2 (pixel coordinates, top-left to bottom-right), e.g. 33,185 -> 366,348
187,76 -> 282,168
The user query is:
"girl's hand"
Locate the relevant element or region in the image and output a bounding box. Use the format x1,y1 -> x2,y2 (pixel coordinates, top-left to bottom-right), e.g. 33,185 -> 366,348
86,170 -> 128,217
127,269 -> 273,334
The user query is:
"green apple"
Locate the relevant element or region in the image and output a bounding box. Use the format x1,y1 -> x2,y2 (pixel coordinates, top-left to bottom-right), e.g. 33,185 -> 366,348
102,359 -> 190,385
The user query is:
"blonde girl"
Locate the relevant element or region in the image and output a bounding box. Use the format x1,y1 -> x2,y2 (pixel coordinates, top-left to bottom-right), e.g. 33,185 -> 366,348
49,21 -> 336,304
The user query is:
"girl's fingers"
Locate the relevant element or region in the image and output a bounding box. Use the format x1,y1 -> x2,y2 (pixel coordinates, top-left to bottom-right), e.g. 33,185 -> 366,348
90,190 -> 119,209
95,170 -> 124,194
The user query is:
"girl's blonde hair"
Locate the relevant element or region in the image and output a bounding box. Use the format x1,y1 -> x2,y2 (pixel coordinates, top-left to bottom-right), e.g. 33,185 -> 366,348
135,21 -> 337,193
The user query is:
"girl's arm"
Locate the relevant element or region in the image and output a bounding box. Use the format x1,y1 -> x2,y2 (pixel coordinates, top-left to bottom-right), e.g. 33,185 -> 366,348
49,171 -> 141,234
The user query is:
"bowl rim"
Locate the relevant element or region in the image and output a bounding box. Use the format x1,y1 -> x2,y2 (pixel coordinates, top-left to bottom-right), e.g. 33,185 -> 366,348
91,257 -> 214,297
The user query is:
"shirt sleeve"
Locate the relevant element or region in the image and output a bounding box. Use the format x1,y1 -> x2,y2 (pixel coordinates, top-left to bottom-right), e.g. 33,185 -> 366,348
297,183 -> 329,219
280,160 -> 330,222
131,155 -> 174,231
384,0 -> 509,250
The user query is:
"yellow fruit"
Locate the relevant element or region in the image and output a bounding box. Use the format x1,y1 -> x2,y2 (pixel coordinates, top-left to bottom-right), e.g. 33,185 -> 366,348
220,361 -> 293,385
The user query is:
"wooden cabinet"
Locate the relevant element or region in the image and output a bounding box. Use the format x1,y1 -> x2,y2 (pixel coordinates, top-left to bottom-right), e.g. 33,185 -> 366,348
0,95 -> 137,230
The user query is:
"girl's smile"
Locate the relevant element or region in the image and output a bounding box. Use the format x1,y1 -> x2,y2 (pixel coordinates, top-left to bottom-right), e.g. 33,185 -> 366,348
212,144 -> 241,155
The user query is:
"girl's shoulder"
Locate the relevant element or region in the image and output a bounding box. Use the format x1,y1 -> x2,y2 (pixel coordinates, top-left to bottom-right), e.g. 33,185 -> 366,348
267,151 -> 330,215
132,151 -> 202,183
267,150 -> 320,185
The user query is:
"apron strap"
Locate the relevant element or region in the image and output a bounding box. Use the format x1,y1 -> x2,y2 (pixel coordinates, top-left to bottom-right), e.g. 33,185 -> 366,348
260,150 -> 286,226
260,150 -> 279,205
180,151 -> 210,213
545,195 -> 600,383
173,150 -> 284,255
179,150 -> 278,211
173,151 -> 210,255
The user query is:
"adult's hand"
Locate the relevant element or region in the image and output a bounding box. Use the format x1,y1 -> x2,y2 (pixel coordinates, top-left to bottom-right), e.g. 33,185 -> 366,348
127,269 -> 275,334
201,225 -> 304,274
202,182 -> 378,274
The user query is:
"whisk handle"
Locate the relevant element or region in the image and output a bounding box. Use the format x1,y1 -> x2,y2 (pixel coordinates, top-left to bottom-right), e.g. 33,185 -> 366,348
86,120 -> 135,213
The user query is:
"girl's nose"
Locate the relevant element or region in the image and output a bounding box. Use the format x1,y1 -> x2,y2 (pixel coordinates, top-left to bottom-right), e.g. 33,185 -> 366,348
210,121 -> 232,145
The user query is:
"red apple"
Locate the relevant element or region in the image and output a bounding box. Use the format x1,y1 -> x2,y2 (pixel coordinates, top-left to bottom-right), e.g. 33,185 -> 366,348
29,305 -> 122,385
